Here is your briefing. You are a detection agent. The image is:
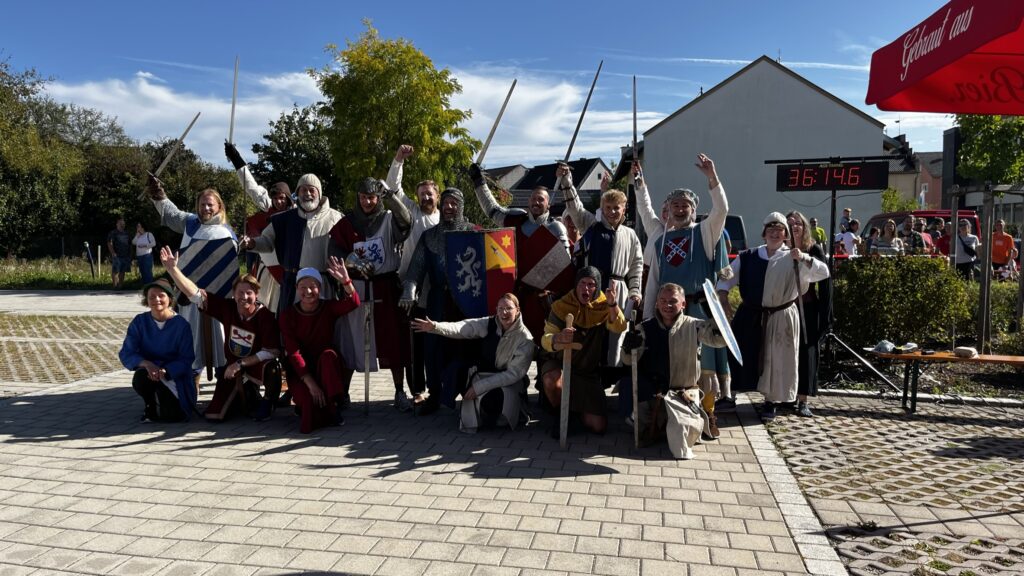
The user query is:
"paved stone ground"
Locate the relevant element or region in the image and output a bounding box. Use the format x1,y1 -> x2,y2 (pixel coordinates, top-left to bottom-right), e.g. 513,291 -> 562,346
0,291 -> 846,575
767,395 -> 1024,575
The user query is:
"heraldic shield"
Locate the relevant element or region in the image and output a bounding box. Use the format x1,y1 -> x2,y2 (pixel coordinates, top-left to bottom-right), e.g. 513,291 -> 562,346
445,228 -> 517,318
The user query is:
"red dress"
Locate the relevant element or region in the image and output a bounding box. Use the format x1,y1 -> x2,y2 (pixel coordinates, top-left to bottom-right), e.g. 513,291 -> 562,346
279,292 -> 361,433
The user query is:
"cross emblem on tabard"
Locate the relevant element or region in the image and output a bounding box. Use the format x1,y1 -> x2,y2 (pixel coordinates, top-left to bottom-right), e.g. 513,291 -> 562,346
663,236 -> 690,267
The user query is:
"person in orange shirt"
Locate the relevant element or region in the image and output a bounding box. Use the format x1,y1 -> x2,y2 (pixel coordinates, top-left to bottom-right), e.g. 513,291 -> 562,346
991,219 -> 1018,270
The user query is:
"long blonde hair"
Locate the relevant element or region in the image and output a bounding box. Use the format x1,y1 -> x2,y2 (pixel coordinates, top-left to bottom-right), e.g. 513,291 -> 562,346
785,210 -> 814,251
195,188 -> 228,223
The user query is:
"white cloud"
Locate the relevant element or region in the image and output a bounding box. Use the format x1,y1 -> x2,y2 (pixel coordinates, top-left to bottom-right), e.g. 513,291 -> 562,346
134,70 -> 164,83
451,68 -> 665,167
45,73 -> 322,168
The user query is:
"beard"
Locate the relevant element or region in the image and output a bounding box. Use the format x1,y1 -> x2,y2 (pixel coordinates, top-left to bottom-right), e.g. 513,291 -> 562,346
299,198 -> 320,212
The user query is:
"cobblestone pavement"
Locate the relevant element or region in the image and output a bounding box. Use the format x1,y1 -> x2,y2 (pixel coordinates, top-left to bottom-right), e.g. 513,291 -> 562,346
767,395 -> 1024,575
0,315 -> 128,397
0,292 -> 846,575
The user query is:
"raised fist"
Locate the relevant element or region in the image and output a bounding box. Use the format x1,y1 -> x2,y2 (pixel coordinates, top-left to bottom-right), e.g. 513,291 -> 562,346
395,144 -> 414,162
468,163 -> 485,189
224,141 -> 246,170
145,174 -> 167,201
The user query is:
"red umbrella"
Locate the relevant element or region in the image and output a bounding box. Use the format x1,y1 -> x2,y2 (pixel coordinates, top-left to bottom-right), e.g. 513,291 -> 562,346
866,0 -> 1024,114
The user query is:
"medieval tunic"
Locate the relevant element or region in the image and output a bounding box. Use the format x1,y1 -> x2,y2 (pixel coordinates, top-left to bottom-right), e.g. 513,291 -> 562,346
622,313 -> 727,403
431,314 -> 534,432
641,183 -> 730,381
393,159 -> 440,281
562,186 -> 642,367
717,245 -> 829,403
238,166 -> 288,313
197,293 -> 280,419
119,312 -> 196,419
330,177 -> 412,372
474,181 -> 574,342
251,198 -> 343,315
541,290 -> 628,416
280,292 -> 361,433
152,198 -> 237,372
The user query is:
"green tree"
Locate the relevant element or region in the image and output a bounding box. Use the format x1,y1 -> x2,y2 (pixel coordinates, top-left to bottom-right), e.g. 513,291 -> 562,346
880,186 -> 917,213
251,104 -> 336,196
956,114 -> 1024,185
0,59 -> 84,255
312,22 -> 479,211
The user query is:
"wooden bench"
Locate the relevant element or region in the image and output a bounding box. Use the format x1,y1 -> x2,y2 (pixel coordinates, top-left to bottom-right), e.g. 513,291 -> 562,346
870,350 -> 1024,413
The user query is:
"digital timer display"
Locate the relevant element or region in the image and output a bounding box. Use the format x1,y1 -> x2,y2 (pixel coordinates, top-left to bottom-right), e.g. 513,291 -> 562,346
775,161 -> 889,191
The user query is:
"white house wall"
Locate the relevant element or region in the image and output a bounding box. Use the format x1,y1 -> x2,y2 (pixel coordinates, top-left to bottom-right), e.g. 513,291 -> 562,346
643,60 -> 885,239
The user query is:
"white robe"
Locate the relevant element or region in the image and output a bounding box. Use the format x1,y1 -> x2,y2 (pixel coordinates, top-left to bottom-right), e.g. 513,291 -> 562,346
718,245 -> 829,403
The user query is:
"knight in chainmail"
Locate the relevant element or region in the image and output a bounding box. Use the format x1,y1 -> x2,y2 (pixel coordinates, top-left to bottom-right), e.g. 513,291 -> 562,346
330,175 -> 413,411
399,188 -> 477,414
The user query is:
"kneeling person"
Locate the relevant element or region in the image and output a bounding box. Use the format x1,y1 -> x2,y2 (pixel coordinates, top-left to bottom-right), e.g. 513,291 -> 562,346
280,261 -> 361,434
541,267 -> 628,435
411,293 -> 534,433
622,283 -> 727,447
161,247 -> 282,422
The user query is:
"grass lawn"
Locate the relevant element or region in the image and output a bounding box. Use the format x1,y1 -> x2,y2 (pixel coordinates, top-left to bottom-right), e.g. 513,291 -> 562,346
0,257 -> 166,290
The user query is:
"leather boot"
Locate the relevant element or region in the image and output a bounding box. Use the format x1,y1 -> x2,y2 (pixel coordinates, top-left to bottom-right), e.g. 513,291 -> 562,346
707,411 -> 720,439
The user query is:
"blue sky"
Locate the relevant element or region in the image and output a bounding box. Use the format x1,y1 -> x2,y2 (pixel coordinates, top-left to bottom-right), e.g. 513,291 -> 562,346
1,0 -> 953,169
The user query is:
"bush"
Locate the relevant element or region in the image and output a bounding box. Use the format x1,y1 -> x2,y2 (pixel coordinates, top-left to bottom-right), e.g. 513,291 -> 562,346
833,256 -> 969,347
963,279 -> 1022,335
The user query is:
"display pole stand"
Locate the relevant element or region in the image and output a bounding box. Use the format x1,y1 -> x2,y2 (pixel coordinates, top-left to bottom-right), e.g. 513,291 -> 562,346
766,156 -> 900,394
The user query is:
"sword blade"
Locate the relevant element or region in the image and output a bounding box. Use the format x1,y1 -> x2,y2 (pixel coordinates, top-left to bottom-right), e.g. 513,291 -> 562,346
559,313 -> 575,449
632,75 -> 638,161
154,112 -> 201,178
475,78 -> 516,166
563,60 -> 603,164
630,309 -> 639,449
229,56 -> 239,145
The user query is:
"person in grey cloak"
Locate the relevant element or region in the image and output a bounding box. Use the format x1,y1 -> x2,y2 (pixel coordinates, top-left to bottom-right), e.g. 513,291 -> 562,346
411,293 -> 533,433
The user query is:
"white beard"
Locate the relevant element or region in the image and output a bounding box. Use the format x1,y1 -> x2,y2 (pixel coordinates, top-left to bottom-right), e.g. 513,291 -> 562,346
299,198 -> 320,212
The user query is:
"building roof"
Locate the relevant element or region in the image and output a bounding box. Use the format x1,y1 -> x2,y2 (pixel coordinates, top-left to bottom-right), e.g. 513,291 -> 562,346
916,152 -> 943,178
483,164 -> 526,186
506,158 -> 609,211
511,158 -> 605,192
644,56 -> 885,137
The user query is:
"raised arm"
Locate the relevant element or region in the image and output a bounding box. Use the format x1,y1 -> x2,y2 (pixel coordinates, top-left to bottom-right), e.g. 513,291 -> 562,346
631,162 -> 664,240
144,175 -> 188,233
695,154 -> 728,259
227,142 -> 273,212
159,247 -> 202,304
469,163 -> 512,227
558,164 -> 596,232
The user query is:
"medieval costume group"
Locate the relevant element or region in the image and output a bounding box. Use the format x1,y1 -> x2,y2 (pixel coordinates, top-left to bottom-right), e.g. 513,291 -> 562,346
119,144 -> 830,456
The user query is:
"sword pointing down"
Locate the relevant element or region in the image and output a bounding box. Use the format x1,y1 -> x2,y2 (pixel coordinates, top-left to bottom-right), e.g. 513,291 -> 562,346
630,309 -> 640,450
363,281 -> 373,416
557,313 -> 583,449
476,78 -> 516,166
